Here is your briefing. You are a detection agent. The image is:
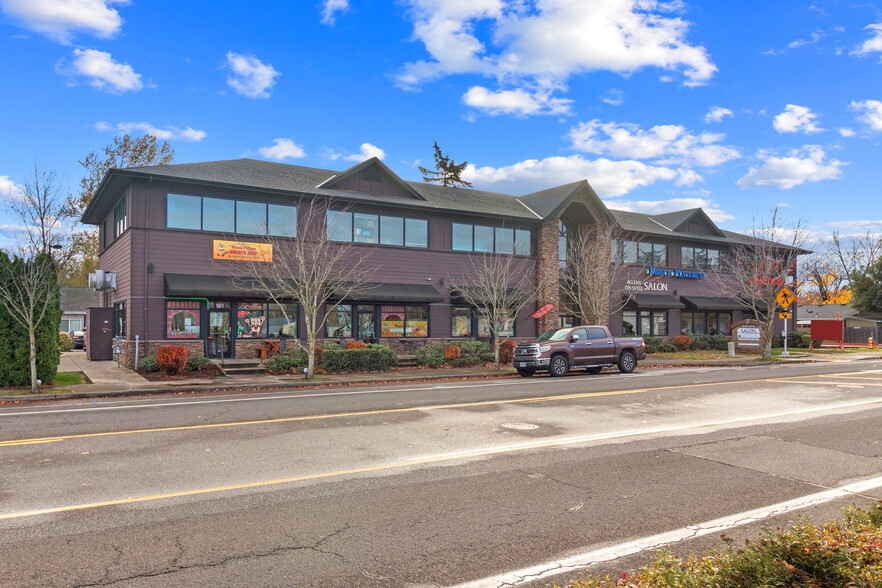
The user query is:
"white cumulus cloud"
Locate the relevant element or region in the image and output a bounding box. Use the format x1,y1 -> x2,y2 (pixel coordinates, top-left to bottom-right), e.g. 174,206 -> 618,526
462,85 -> 572,116
0,175 -> 23,200
258,138 -> 306,160
852,23 -> 882,57
736,145 -> 845,190
849,99 -> 882,131
396,0 -> 716,115
838,127 -> 856,137
568,120 -> 740,168
70,48 -> 142,93
462,154 -> 699,197
345,143 -> 386,162
321,0 -> 349,25
773,104 -> 823,134
225,52 -> 280,99
95,121 -> 206,142
0,0 -> 126,43
704,106 -> 733,123
607,196 -> 735,222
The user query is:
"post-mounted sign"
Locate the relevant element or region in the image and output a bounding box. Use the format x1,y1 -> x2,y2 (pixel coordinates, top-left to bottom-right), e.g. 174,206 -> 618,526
779,312 -> 791,319
775,286 -> 796,309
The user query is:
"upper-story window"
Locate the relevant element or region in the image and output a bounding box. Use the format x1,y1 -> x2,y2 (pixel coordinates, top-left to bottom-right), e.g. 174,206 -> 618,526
167,194 -> 297,237
453,223 -> 531,255
612,240 -> 667,266
327,210 -> 428,248
681,246 -> 721,269
113,197 -> 127,238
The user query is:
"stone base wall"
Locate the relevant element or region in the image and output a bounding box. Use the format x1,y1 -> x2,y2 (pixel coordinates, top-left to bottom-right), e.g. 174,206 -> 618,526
119,339 -> 206,369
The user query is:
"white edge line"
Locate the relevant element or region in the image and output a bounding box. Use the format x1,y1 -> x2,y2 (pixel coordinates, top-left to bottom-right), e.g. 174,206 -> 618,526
449,475 -> 882,588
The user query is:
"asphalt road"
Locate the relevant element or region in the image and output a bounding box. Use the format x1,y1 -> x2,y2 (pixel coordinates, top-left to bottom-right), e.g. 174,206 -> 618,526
2,359 -> 882,587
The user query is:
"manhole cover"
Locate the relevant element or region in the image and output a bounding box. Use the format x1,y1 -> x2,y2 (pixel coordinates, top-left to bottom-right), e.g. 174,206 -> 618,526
501,422 -> 539,430
837,384 -> 864,389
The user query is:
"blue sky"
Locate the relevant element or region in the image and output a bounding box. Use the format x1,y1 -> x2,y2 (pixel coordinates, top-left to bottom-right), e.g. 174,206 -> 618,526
1,0 -> 881,247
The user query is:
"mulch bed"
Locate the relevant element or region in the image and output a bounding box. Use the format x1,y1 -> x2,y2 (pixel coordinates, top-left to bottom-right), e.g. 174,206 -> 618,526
136,364 -> 226,381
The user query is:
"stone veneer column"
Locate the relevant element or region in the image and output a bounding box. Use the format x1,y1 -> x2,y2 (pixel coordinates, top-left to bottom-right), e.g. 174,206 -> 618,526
535,217 -> 561,333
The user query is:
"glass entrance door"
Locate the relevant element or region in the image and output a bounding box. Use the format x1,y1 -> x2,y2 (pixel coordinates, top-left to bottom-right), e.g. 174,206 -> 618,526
209,302 -> 232,359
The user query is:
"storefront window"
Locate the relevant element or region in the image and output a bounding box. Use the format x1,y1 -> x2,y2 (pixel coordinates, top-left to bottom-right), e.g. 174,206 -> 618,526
622,311 -> 637,336
267,303 -> 297,337
237,302 -> 266,338
358,306 -> 376,340
640,314 -> 651,337
559,315 -> 575,328
625,310 -> 667,337
451,306 -> 472,337
405,305 -> 429,337
167,194 -> 201,230
167,300 -> 201,338
325,304 -> 352,338
113,301 -> 127,337
381,305 -> 405,337
652,313 -> 667,337
477,313 -> 515,338
719,313 -> 731,336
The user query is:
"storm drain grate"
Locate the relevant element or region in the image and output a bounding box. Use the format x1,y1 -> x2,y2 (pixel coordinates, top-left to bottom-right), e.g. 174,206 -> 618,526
501,422 -> 539,430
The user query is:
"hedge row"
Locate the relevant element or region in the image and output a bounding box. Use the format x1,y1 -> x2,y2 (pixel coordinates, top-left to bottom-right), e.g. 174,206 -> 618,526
415,340 -> 493,367
266,343 -> 397,373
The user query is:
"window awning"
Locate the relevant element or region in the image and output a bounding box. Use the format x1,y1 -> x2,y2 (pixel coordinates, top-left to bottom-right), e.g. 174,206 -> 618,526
623,294 -> 685,310
164,274 -> 444,303
450,286 -> 526,305
680,296 -> 745,311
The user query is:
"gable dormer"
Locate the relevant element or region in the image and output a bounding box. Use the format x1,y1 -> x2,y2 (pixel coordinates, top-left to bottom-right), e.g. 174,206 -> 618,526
655,208 -> 726,238
318,157 -> 426,200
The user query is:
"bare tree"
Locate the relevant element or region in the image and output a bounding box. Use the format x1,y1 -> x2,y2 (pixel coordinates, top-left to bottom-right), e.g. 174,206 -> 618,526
215,199 -> 375,378
448,253 -> 542,369
799,231 -> 882,304
560,223 -> 638,326
0,253 -> 60,393
709,209 -> 808,358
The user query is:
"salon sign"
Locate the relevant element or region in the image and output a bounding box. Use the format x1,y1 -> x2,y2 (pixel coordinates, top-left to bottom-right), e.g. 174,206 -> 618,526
212,240 -> 273,262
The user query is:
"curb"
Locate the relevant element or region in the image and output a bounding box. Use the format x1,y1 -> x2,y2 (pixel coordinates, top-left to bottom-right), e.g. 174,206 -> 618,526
0,357 -> 846,404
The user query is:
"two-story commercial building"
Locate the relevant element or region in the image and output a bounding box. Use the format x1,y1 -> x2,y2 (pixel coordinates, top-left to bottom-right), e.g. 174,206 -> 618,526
82,157 -> 799,367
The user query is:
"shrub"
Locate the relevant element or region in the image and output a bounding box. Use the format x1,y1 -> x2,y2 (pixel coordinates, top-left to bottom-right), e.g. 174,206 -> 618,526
313,346 -> 324,365
498,340 -> 516,364
266,350 -> 307,373
444,345 -> 461,360
660,342 -> 677,353
321,345 -> 397,372
416,340 -> 493,367
186,354 -> 212,371
138,354 -> 160,373
690,334 -> 729,351
58,332 -> 74,352
458,340 -> 493,364
787,331 -> 811,348
344,340 -> 368,350
156,345 -> 188,374
643,337 -> 663,354
672,335 -> 692,351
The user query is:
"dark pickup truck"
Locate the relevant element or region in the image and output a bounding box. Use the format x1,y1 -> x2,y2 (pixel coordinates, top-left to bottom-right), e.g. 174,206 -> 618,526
512,326 -> 646,377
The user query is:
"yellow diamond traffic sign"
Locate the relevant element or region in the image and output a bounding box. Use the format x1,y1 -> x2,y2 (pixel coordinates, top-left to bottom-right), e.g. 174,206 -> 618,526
775,286 -> 796,308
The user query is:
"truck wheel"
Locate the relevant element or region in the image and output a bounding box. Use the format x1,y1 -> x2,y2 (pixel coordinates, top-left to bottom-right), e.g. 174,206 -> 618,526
549,354 -> 569,377
618,351 -> 636,373
587,366 -> 602,374
516,368 -> 535,378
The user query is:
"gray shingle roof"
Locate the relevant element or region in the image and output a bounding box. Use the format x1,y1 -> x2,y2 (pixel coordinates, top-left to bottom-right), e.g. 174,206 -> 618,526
117,158 -> 537,221
60,287 -> 99,312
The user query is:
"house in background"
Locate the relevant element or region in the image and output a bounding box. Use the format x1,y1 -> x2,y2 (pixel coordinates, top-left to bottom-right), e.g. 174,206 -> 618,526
60,287 -> 100,333
797,303 -> 882,343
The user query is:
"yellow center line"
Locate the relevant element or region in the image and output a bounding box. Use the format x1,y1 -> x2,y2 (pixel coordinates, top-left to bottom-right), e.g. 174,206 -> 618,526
0,371 -> 877,449
5,396 -> 882,521
815,374 -> 882,380
765,379 -> 882,387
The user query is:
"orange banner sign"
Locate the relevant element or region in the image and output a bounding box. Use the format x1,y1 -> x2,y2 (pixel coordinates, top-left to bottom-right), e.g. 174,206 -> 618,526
212,240 -> 273,262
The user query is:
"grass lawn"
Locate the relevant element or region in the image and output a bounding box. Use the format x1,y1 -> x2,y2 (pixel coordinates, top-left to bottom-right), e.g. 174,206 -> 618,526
51,371 -> 84,386
651,350 -> 730,360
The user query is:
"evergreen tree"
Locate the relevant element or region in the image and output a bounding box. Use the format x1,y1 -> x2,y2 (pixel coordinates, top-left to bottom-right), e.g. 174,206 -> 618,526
418,142 -> 472,188
850,256 -> 882,314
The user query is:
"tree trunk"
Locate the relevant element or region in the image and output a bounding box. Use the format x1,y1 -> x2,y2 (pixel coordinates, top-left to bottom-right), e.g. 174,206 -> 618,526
492,327 -> 500,370
306,323 -> 316,379
29,327 -> 38,394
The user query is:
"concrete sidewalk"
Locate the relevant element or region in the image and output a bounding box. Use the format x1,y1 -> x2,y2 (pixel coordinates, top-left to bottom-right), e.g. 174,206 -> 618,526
3,348 -> 878,403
